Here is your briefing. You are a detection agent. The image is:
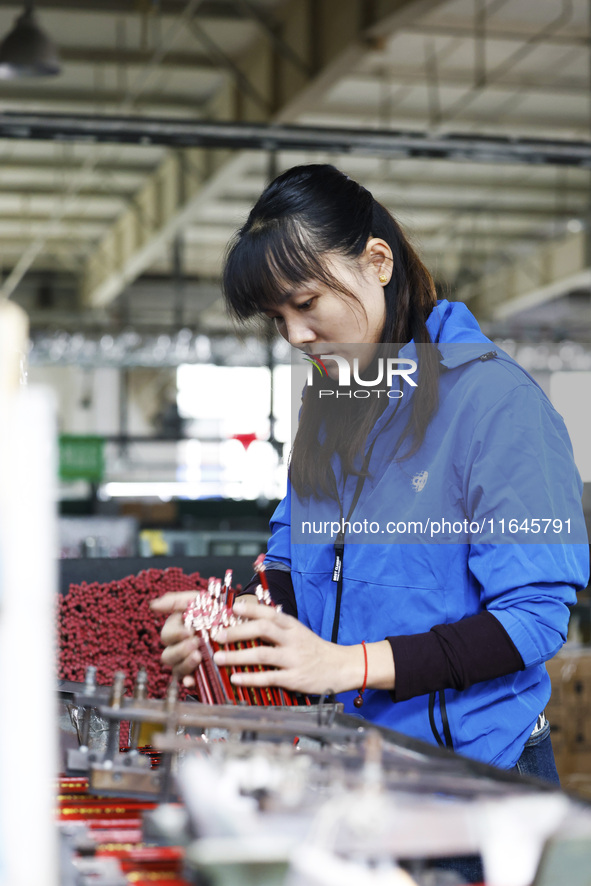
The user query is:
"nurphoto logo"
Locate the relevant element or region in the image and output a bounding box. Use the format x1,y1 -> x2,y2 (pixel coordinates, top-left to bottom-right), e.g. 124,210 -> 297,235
304,353 -> 417,399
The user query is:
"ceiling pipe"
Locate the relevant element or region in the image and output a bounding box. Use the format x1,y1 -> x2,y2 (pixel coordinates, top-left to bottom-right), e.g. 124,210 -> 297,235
0,111 -> 591,167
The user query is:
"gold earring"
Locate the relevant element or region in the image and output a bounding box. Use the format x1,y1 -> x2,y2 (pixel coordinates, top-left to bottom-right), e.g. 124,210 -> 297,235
379,274 -> 388,284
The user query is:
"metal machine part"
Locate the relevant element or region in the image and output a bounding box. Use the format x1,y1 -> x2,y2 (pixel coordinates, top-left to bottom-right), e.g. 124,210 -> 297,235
57,670 -> 591,886
61,668 -> 562,804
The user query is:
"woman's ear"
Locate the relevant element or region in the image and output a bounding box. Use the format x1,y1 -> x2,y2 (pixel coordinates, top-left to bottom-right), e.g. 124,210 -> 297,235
365,237 -> 393,284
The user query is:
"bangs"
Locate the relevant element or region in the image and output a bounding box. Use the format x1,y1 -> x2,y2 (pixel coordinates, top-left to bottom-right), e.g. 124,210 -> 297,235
223,216 -> 338,320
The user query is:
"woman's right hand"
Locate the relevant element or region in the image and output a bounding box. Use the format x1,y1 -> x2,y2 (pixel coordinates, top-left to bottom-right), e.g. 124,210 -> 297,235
150,591 -> 202,687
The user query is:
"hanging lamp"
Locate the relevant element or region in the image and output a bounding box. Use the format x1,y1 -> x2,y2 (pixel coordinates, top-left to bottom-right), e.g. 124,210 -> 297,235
0,1 -> 61,79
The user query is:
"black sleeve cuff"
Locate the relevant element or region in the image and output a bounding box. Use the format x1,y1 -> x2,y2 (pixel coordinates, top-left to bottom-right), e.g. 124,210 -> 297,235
387,611 -> 525,703
237,570 -> 297,618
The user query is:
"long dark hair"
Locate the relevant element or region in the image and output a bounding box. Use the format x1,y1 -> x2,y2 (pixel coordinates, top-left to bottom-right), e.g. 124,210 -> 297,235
223,164 -> 439,499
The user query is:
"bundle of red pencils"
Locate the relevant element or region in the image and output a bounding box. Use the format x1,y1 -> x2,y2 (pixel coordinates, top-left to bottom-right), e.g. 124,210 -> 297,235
183,561 -> 306,707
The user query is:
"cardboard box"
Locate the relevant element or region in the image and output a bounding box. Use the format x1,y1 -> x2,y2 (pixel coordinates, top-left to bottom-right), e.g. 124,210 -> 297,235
547,649 -> 591,706
560,772 -> 591,800
566,714 -> 591,753
547,717 -> 566,754
562,750 -> 591,778
553,748 -> 571,782
546,648 -> 591,779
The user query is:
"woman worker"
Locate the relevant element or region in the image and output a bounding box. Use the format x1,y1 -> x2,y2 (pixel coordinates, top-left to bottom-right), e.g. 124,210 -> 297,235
153,164 -> 589,784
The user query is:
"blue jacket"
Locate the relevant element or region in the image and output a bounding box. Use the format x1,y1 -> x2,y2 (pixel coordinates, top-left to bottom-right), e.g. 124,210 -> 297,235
265,300 -> 589,768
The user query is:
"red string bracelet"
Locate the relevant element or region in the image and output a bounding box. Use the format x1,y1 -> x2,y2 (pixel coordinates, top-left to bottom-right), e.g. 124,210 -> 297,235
354,641 -> 368,708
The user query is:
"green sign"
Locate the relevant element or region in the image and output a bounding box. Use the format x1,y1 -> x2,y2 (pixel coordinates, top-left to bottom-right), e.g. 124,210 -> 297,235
59,435 -> 105,483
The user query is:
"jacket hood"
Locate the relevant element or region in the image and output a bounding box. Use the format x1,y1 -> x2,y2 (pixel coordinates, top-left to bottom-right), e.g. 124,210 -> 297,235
376,300 -> 498,428
399,299 -> 497,370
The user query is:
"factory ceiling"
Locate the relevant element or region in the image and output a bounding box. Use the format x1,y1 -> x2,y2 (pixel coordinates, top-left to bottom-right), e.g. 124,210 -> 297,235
2,0 -> 591,349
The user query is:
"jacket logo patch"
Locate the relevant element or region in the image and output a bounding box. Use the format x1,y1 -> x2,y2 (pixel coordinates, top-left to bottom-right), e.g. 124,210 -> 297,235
412,471 -> 428,492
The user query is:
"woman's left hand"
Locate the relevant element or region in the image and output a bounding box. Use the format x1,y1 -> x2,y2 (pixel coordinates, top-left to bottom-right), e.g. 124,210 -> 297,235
212,597 -> 363,696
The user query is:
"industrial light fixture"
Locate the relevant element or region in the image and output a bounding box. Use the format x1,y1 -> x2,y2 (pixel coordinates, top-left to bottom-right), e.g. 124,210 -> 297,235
0,0 -> 61,79
566,218 -> 584,234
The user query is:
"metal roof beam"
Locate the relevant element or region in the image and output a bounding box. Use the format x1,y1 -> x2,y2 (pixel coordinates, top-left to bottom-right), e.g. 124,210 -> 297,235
211,193 -> 588,219
0,211 -> 123,223
79,0 -> 445,308
58,47 -> 217,70
350,68 -> 591,99
0,235 -> 90,244
405,21 -> 590,47
457,229 -> 591,320
0,158 -> 155,176
0,90 -> 208,115
9,0 -> 266,18
307,105 -> 590,136
230,171 -> 590,202
0,223 -> 106,238
0,185 -> 134,199
419,230 -> 547,243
